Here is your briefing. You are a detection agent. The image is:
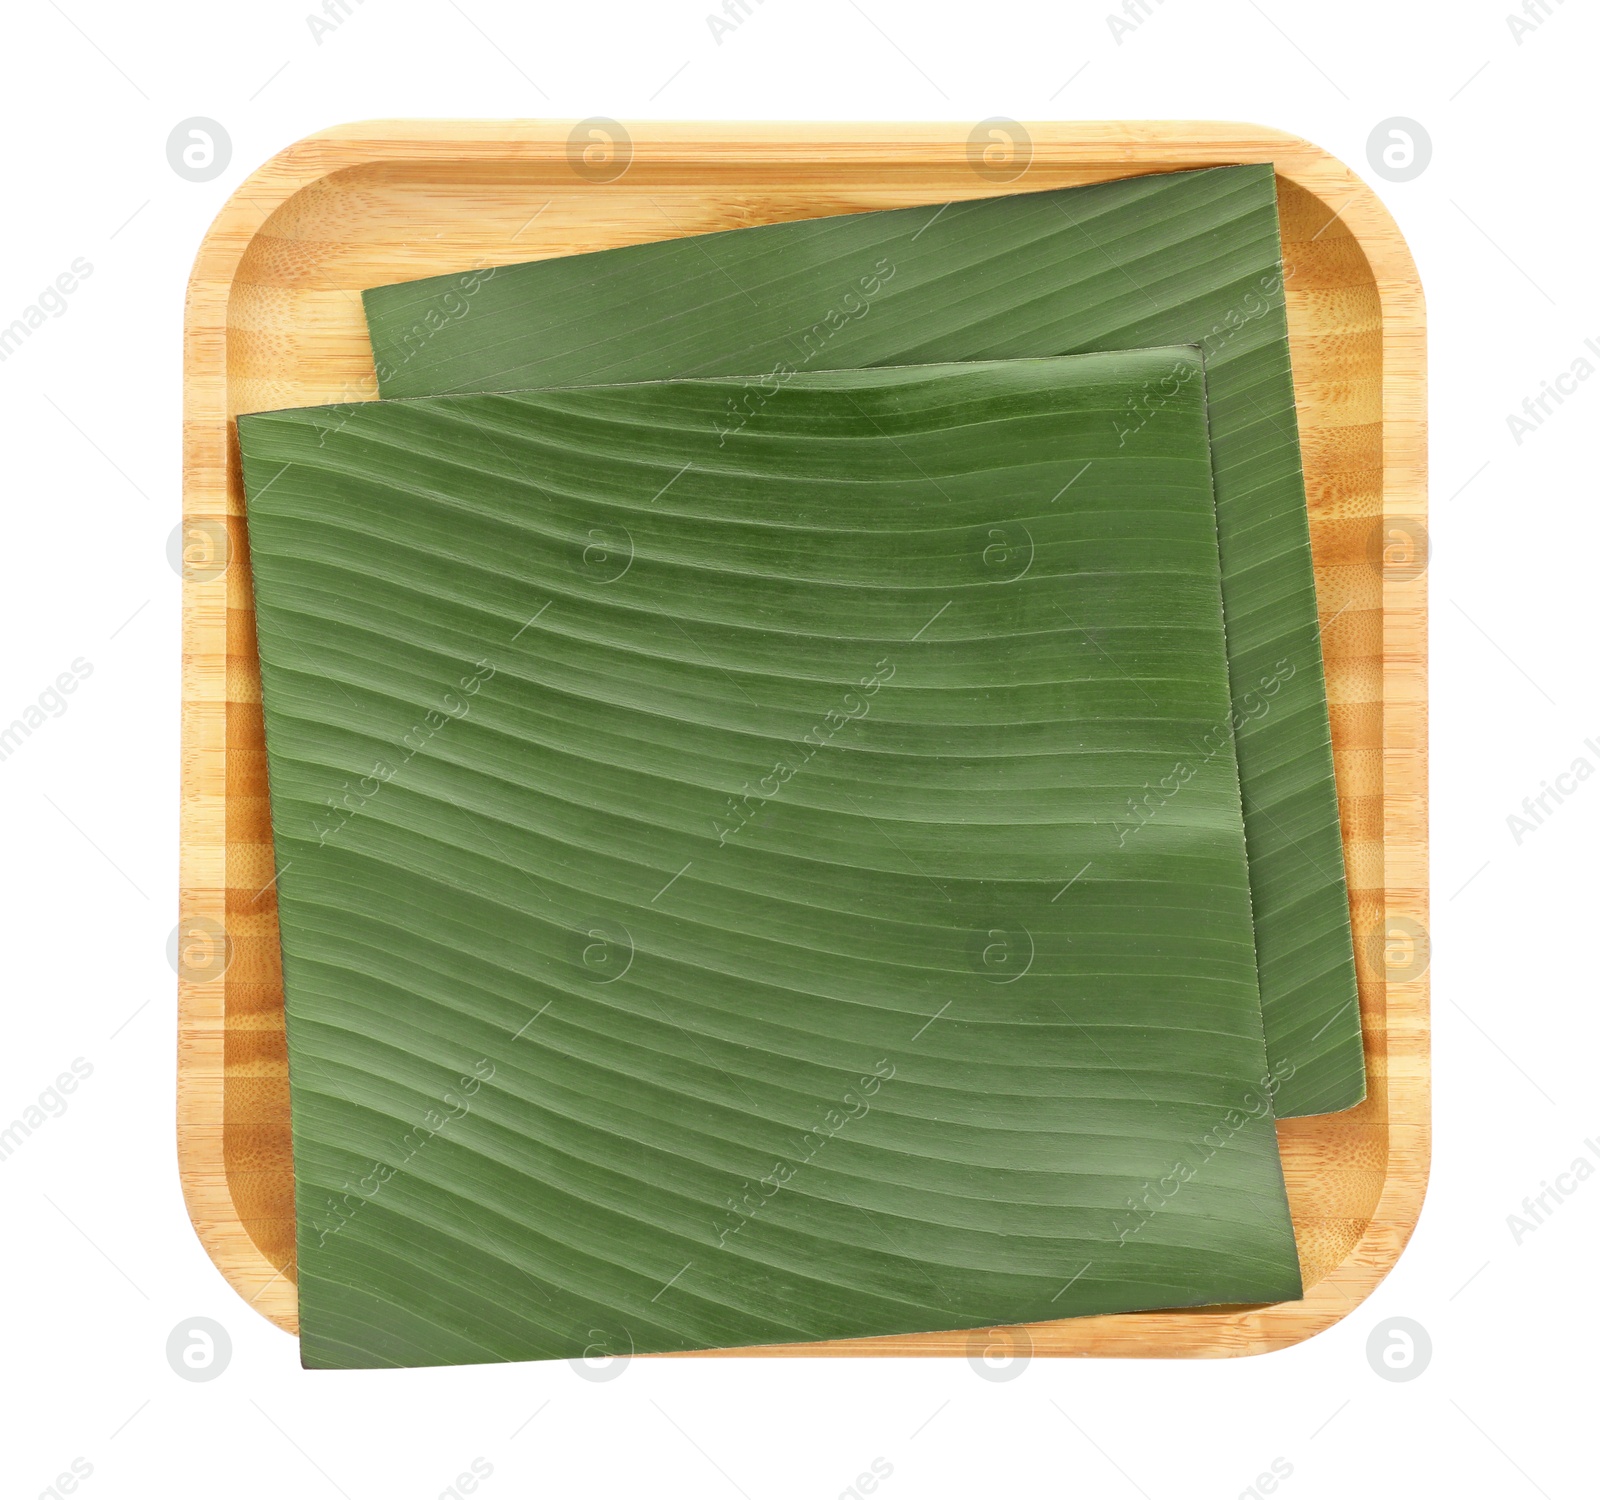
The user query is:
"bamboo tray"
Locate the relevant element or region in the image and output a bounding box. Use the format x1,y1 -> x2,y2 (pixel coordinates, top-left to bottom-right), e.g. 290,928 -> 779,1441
178,119 -> 1428,1355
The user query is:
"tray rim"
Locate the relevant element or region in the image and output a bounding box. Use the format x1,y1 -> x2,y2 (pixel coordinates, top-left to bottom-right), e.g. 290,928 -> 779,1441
178,117 -> 1428,1358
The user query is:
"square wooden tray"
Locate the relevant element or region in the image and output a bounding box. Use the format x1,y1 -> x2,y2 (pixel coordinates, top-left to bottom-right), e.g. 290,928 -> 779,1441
178,119 -> 1427,1356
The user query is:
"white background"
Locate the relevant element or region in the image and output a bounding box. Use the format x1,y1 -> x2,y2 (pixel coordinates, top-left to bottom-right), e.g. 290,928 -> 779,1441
1,0 -> 1592,1495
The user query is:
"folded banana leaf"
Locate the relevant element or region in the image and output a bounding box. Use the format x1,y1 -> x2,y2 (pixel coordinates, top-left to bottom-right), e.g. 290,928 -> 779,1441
239,349 -> 1303,1368
363,162 -> 1364,1117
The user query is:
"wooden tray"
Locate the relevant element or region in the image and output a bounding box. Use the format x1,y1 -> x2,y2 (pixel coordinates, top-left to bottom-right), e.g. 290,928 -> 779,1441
178,119 -> 1427,1355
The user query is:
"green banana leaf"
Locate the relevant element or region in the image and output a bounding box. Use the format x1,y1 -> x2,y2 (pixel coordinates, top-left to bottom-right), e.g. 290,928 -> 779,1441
363,162 -> 1364,1117
239,348 -> 1303,1368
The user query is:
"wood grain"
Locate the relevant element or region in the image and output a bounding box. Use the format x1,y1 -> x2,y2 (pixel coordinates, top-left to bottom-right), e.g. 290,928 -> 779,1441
178,119 -> 1428,1356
